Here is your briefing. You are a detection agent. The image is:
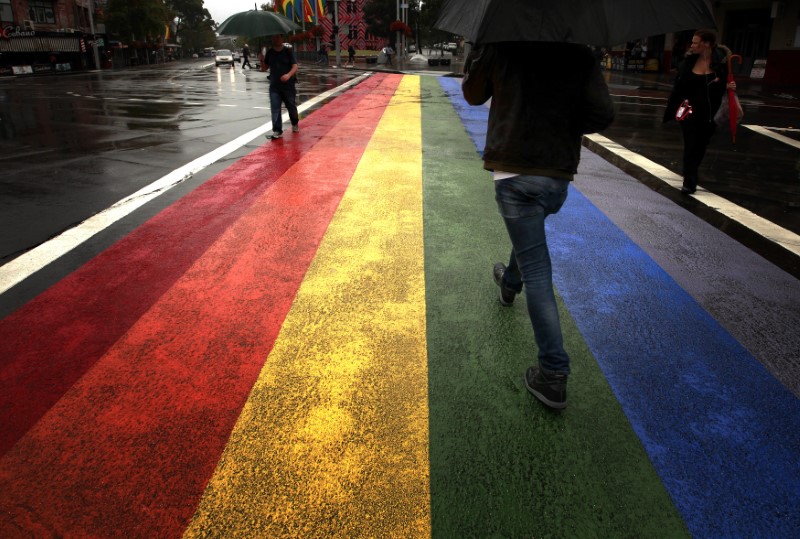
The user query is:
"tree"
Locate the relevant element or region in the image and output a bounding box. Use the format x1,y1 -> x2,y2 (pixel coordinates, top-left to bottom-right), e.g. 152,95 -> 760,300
418,0 -> 450,50
168,0 -> 216,51
106,0 -> 169,43
364,0 -> 419,43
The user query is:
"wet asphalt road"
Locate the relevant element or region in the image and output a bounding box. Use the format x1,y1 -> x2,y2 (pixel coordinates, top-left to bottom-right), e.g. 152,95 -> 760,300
0,58 -> 364,268
1,57 -> 799,296
601,70 -> 800,236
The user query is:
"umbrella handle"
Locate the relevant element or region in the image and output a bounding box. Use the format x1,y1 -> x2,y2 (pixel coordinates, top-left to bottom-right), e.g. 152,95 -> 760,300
727,54 -> 742,83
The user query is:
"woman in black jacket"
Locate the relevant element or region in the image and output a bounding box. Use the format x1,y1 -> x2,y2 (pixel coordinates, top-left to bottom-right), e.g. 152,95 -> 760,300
664,29 -> 736,194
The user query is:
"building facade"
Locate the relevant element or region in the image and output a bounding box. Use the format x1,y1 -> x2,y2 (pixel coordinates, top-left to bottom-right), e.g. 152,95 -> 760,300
0,0 -> 108,75
714,0 -> 799,84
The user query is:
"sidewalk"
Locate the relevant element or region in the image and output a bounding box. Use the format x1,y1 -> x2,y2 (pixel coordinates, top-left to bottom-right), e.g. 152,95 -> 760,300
1,73 -> 798,538
360,51 -> 800,103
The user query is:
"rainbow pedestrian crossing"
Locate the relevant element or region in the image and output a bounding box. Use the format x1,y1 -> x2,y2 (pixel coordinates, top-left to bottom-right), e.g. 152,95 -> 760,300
0,73 -> 797,538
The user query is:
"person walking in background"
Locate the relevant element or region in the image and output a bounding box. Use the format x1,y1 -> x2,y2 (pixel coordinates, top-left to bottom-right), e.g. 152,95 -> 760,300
241,44 -> 253,69
664,29 -> 736,195
347,45 -> 356,66
265,34 -> 299,140
462,42 -> 614,410
317,45 -> 329,65
381,45 -> 394,66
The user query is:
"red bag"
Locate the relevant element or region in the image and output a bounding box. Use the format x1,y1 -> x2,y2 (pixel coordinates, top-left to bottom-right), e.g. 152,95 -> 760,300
675,99 -> 693,121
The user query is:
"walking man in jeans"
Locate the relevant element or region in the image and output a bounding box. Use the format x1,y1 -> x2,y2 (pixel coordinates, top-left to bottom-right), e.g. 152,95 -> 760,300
265,34 -> 299,140
462,42 -> 614,409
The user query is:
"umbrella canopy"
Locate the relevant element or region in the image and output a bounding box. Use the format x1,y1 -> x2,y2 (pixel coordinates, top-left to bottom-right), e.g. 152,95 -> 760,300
435,0 -> 716,47
217,10 -> 300,37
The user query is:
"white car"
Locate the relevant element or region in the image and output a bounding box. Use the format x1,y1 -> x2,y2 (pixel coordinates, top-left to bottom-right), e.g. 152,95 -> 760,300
215,49 -> 234,67
232,50 -> 241,63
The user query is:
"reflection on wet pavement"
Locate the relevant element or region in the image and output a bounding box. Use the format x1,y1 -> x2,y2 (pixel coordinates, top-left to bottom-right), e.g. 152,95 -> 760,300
0,60 -> 365,263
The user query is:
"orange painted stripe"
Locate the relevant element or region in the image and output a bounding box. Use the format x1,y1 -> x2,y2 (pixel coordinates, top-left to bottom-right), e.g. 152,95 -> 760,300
184,75 -> 429,538
0,74 -> 403,538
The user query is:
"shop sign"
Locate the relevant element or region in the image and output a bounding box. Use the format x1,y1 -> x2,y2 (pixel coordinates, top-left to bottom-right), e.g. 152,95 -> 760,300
750,58 -> 767,79
11,65 -> 34,75
2,26 -> 36,40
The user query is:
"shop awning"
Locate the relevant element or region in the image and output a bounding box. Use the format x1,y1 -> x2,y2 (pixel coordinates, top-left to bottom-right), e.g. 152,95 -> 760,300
0,35 -> 81,53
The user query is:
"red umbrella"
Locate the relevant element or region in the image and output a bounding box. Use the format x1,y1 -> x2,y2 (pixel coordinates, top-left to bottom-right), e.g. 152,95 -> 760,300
727,54 -> 743,143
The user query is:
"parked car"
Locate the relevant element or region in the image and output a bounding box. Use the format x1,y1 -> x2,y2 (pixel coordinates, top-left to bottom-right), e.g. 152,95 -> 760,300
232,50 -> 241,63
215,49 -> 235,67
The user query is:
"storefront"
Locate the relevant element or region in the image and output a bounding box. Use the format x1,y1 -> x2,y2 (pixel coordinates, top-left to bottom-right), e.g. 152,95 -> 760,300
0,26 -> 89,75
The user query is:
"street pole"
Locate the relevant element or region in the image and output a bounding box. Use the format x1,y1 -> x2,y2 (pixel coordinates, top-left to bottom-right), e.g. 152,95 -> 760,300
333,0 -> 341,67
395,0 -> 400,59
399,3 -> 404,59
87,0 -> 101,70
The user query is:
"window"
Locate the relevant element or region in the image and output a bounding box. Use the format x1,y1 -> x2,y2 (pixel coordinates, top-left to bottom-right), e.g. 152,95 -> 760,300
1,0 -> 13,24
28,0 -> 56,24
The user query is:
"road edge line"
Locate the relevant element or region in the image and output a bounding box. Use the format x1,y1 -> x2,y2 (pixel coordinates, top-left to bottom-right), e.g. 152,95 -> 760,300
0,74 -> 373,295
584,133 -> 800,276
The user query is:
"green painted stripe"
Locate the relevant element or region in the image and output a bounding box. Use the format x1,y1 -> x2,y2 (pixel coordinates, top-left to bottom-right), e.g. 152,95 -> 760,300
420,76 -> 689,537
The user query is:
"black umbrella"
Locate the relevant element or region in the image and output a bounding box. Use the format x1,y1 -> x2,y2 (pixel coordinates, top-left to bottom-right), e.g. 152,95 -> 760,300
217,10 -> 300,38
435,0 -> 716,47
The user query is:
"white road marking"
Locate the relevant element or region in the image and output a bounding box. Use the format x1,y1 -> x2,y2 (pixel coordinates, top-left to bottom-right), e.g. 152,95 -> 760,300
0,74 -> 371,295
585,133 -> 800,258
742,125 -> 800,149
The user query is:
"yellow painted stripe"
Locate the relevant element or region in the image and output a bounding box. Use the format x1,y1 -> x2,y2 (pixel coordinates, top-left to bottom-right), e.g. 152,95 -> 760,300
184,75 -> 429,538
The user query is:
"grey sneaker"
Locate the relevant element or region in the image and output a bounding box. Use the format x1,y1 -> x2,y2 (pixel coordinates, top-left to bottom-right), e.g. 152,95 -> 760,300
493,263 -> 517,306
269,131 -> 283,140
292,124 -> 300,133
524,367 -> 567,409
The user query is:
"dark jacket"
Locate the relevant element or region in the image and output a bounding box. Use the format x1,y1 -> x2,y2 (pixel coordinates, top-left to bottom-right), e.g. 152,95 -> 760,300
266,46 -> 297,90
462,42 -> 614,180
663,45 -> 730,123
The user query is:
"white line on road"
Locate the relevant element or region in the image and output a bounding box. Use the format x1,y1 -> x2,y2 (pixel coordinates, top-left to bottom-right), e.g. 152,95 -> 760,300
743,124 -> 800,149
585,133 -> 800,258
0,74 -> 372,295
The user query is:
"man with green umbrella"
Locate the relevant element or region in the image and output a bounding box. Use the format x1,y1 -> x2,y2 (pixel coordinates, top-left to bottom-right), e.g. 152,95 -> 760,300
265,34 -> 299,140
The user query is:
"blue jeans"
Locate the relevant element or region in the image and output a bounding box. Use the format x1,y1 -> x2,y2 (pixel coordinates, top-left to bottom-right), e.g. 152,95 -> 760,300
269,86 -> 299,133
495,175 -> 571,375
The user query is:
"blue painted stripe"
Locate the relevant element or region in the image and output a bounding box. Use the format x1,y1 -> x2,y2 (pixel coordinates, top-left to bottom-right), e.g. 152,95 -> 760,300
439,76 -> 800,538
438,78 -> 486,157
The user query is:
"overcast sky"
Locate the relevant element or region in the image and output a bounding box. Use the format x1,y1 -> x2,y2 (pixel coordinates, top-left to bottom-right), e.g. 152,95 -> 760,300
204,0 -> 264,26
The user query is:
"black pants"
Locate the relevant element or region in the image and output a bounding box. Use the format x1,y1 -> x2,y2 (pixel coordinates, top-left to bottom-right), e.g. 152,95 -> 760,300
242,57 -> 252,68
680,119 -> 716,191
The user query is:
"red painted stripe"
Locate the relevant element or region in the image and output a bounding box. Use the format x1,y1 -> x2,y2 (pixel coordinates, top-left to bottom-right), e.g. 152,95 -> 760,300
0,73 -> 402,538
0,74 -> 388,457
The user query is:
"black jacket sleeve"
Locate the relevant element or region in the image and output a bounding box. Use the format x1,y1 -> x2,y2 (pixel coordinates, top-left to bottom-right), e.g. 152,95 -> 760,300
582,60 -> 615,134
461,46 -> 493,106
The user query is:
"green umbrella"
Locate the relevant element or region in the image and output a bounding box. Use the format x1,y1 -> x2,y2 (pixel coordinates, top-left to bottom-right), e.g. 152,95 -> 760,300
217,10 -> 300,38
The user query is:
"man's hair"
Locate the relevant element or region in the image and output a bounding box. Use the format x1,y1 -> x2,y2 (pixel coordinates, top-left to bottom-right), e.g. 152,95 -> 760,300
694,29 -> 718,46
